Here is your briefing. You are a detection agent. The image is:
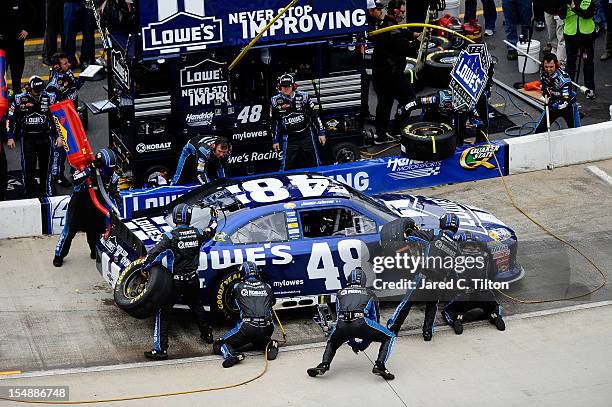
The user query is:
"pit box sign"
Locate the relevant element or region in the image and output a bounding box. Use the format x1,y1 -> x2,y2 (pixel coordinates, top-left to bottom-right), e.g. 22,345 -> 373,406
180,58 -> 229,107
450,43 -> 491,111
139,0 -> 368,58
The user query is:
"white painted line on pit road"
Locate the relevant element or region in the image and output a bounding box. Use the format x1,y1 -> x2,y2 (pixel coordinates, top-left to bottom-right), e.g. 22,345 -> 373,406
3,300 -> 612,381
586,165 -> 612,186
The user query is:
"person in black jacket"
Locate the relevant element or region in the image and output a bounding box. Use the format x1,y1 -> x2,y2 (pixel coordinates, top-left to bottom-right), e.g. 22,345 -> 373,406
213,261 -> 279,368
307,268 -> 396,380
371,0 -> 417,144
143,203 -> 217,360
1,0 -> 33,93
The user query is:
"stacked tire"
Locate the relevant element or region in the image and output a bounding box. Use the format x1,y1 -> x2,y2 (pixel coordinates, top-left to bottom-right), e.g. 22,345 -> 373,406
425,50 -> 461,88
400,121 -> 457,161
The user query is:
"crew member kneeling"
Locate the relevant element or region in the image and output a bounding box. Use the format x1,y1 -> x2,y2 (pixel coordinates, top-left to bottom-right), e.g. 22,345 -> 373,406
307,268 -> 396,380
271,73 -> 326,171
171,136 -> 231,185
143,203 -> 217,360
535,52 -> 581,134
213,261 -> 279,368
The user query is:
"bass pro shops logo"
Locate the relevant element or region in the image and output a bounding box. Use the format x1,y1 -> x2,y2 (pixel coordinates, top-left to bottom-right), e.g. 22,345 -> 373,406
142,0 -> 223,53
459,145 -> 499,170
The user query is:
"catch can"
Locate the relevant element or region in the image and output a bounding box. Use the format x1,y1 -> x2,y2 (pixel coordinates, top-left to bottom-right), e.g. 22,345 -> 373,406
50,99 -> 94,171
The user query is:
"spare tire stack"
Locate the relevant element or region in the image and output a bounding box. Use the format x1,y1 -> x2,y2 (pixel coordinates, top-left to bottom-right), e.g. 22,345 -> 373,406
425,50 -> 461,88
400,121 -> 457,161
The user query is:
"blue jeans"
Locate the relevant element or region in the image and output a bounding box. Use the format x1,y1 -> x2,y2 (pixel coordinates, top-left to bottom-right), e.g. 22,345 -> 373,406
464,0 -> 498,31
63,2 -> 96,66
595,0 -> 607,28
502,0 -> 533,50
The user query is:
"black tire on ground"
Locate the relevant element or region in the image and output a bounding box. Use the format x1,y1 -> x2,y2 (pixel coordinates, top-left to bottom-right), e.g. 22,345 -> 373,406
77,103 -> 89,131
425,50 -> 461,88
424,36 -> 451,54
400,121 -> 457,161
404,57 -> 424,92
114,261 -> 174,319
213,268 -> 243,321
331,142 -> 360,164
380,218 -> 418,257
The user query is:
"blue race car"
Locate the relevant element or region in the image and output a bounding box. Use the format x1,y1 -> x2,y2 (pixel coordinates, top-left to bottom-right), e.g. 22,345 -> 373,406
99,173 -> 522,319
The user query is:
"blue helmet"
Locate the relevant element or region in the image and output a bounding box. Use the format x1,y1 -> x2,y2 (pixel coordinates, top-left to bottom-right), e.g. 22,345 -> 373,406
348,267 -> 366,287
172,203 -> 192,225
95,148 -> 118,169
439,213 -> 460,234
240,261 -> 260,280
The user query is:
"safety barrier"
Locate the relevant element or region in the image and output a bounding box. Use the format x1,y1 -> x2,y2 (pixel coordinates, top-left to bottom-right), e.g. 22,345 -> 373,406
1,122 -> 611,239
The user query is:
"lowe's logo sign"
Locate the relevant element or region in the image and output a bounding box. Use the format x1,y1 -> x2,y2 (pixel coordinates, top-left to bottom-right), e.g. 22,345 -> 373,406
142,0 -> 223,53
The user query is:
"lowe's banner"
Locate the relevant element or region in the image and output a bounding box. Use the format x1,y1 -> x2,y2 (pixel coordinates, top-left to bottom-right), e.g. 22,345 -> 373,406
139,0 -> 368,58
118,141 -> 508,220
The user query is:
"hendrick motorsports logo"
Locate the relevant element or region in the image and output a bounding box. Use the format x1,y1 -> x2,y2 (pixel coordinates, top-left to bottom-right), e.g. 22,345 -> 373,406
386,157 -> 441,180
459,145 -> 499,170
142,12 -> 223,52
186,111 -> 214,127
136,142 -> 172,154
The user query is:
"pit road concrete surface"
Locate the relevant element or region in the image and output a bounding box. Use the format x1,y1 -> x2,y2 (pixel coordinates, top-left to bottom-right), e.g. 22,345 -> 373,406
1,158 -> 611,376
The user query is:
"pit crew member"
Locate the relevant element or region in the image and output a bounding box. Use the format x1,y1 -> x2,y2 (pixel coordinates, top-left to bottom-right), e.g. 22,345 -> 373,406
534,52 -> 580,134
213,261 -> 279,368
171,136 -> 231,185
144,203 -> 218,360
271,73 -> 326,171
53,149 -> 122,267
307,268 -> 396,380
386,215 -> 461,341
7,76 -> 56,198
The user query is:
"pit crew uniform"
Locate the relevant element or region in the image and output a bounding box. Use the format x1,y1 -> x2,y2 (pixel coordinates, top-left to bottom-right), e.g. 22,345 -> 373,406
271,89 -> 325,171
534,67 -> 580,134
0,116 -> 8,201
8,85 -> 55,198
144,204 -> 217,360
307,268 -> 396,380
53,149 -> 122,267
214,261 -> 278,368
171,135 -> 226,185
387,221 -> 460,341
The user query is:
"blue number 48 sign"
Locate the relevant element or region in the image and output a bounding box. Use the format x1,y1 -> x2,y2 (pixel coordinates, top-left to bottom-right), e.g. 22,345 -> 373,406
449,43 -> 491,111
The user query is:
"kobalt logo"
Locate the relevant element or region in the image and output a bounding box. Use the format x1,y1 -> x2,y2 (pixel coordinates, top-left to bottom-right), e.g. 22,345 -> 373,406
178,241 -> 199,249
233,130 -> 267,141
386,157 -> 441,180
186,112 -> 214,126
241,289 -> 267,297
136,142 -> 172,154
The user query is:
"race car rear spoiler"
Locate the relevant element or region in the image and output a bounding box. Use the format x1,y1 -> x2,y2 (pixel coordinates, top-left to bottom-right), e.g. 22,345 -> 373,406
108,212 -> 147,257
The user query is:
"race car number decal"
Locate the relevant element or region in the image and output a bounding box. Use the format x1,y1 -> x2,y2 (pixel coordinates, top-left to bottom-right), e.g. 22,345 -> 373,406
307,239 -> 370,290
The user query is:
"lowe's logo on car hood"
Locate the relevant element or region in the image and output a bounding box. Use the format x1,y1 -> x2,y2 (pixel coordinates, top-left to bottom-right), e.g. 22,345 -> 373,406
142,12 -> 223,53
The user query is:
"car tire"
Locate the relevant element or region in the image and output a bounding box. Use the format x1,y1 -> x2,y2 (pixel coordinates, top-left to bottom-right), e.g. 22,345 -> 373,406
424,36 -> 451,54
213,268 -> 243,321
331,142 -> 360,164
425,50 -> 461,88
114,260 -> 174,319
380,218 -> 417,257
77,102 -> 89,131
400,121 -> 456,161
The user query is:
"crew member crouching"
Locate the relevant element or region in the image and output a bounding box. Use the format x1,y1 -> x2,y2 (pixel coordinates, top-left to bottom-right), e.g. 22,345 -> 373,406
171,136 -> 231,185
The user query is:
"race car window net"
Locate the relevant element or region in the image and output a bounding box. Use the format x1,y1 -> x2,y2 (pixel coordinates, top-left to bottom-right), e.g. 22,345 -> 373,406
230,212 -> 289,245
300,207 -> 377,239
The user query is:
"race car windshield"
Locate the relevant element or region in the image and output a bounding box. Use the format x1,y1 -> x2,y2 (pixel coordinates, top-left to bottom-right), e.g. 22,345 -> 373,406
163,188 -> 243,227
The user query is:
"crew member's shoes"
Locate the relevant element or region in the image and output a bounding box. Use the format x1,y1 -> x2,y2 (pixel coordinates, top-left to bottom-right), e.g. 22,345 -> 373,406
484,29 -> 494,37
507,50 -> 518,61
601,52 -> 612,61
452,316 -> 464,335
144,349 -> 168,360
373,133 -> 393,145
200,330 -> 214,344
535,21 -> 546,31
307,363 -> 330,377
56,175 -> 72,187
222,353 -> 245,368
422,330 -> 433,342
212,339 -> 223,355
267,340 -> 279,360
53,256 -> 63,267
490,313 -> 506,331
372,362 -> 395,380
90,251 -> 96,260
585,89 -> 596,100
388,323 -> 399,336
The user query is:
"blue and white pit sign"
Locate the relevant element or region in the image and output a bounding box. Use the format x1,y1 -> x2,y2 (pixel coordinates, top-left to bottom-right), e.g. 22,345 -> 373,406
449,43 -> 491,111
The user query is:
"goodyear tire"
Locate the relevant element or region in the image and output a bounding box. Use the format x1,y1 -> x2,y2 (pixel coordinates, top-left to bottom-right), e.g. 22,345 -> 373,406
404,57 -> 424,92
213,268 -> 243,321
425,50 -> 461,88
331,142 -> 360,164
114,259 -> 173,319
380,218 -> 418,257
77,103 -> 89,131
424,36 -> 451,54
400,121 -> 456,161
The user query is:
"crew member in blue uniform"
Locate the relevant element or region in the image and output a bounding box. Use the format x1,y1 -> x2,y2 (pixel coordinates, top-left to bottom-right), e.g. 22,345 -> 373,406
271,73 -> 326,171
307,268 -> 396,380
171,135 -> 231,185
534,52 -> 581,134
213,261 -> 279,368
143,203 -> 218,360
